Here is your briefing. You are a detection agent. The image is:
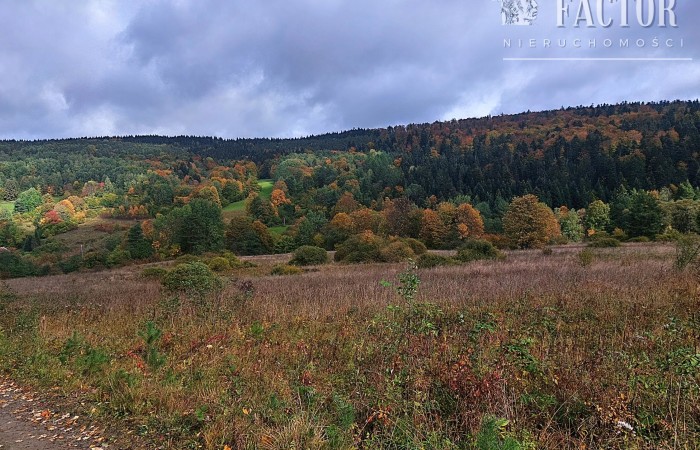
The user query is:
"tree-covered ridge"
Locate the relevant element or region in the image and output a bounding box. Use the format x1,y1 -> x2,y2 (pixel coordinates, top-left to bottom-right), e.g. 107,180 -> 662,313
1,100 -> 700,277
2,100 -> 699,209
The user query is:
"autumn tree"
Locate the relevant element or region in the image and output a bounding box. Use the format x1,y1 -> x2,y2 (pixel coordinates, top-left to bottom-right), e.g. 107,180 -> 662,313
325,212 -> 354,248
503,194 -> 561,249
382,197 -> 420,238
270,189 -> 291,209
252,220 -> 274,252
420,209 -> 449,249
436,202 -> 456,224
333,192 -> 361,216
273,179 -> 289,193
195,186 -> 221,206
350,208 -> 382,234
454,203 -> 485,239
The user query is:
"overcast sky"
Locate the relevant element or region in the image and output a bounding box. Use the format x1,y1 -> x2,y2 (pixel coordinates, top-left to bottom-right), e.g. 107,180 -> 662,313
0,0 -> 698,140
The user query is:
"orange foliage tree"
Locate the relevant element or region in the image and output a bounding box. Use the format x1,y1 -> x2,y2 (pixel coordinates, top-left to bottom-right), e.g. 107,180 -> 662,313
454,203 -> 485,239
420,209 -> 449,249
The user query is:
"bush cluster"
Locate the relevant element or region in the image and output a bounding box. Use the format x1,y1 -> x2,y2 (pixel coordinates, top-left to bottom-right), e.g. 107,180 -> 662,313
289,246 -> 329,266
334,232 -> 426,264
270,264 -> 303,276
455,239 -> 501,263
587,237 -> 621,248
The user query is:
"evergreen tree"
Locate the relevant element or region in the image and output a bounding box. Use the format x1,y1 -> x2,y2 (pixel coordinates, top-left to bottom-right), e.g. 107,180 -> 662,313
610,188 -> 633,232
127,223 -> 154,260
627,191 -> 664,238
3,179 -> 18,201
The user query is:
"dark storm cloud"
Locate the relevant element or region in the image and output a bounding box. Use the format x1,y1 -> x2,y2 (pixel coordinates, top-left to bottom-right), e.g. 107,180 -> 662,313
0,0 -> 698,139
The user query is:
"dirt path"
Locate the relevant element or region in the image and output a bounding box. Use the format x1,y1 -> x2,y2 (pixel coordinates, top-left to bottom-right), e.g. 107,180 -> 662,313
0,379 -> 106,449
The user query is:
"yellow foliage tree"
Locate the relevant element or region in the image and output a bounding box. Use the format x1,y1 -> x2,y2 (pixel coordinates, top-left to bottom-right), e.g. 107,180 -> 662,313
503,194 -> 561,249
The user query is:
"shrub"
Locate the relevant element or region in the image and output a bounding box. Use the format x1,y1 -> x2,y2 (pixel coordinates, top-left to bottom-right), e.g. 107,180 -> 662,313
162,262 -> 223,297
379,241 -> 415,263
627,236 -> 650,243
550,235 -> 569,246
175,254 -> 202,265
40,221 -> 78,237
58,255 -> 83,274
106,248 -> 130,267
475,416 -> 534,450
674,234 -> 700,271
0,252 -> 40,278
207,256 -> 232,272
587,238 -> 620,248
334,231 -> 385,263
271,264 -> 303,276
400,238 -> 427,256
81,250 -> 108,269
456,239 -> 501,262
417,253 -> 457,269
482,233 -> 511,249
222,251 -> 245,268
578,249 -> 594,267
334,232 -> 428,264
657,229 -> 683,242
142,267 -> 168,280
290,246 -> 329,266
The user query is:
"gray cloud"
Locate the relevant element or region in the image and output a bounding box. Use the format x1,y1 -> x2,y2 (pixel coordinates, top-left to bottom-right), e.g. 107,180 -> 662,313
0,0 -> 698,139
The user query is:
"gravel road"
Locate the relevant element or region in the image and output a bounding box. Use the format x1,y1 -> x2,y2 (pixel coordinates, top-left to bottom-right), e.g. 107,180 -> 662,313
0,379 -> 106,450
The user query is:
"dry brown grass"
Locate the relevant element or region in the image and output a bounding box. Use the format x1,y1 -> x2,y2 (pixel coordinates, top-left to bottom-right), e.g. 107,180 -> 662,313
1,243 -> 698,449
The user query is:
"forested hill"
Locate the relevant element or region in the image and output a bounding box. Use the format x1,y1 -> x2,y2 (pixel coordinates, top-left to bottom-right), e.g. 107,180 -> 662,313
2,99 -> 699,209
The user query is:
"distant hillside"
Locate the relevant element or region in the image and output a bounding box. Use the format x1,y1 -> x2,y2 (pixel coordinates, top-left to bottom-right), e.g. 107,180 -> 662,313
1,99 -> 699,208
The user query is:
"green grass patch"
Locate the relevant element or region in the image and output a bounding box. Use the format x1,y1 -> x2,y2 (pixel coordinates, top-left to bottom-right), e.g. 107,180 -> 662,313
258,179 -> 274,200
268,225 -> 289,236
0,201 -> 15,214
223,179 -> 274,216
222,200 -> 247,213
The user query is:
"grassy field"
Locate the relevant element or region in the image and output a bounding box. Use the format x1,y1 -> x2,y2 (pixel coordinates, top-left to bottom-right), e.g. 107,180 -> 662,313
1,244 -> 698,449
0,201 -> 14,214
268,225 -> 289,236
223,179 -> 274,216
